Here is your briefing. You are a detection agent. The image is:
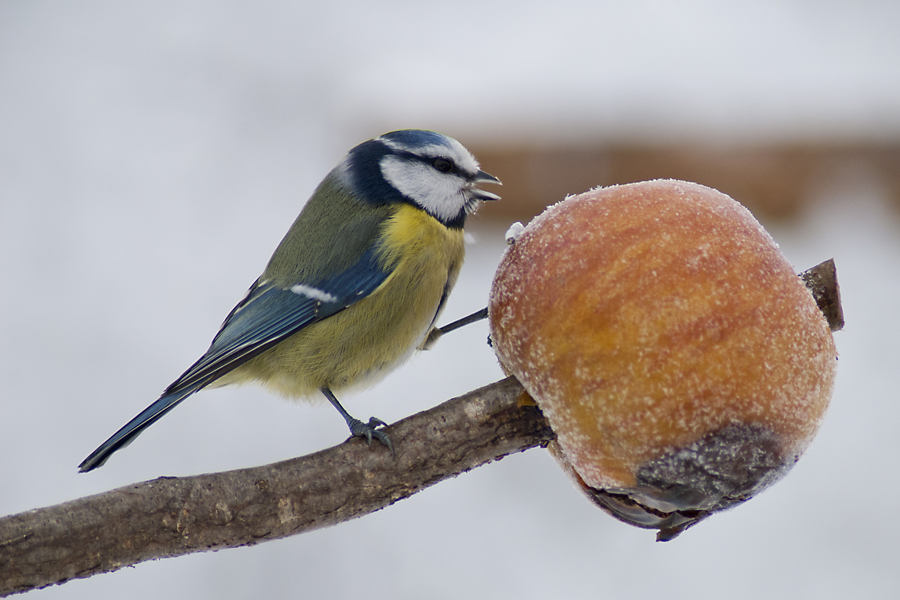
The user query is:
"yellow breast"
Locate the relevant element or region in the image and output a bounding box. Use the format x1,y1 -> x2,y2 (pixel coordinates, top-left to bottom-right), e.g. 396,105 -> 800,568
228,203 -> 466,400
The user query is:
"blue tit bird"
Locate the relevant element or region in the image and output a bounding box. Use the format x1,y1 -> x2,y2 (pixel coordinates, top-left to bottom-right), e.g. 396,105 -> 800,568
78,129 -> 501,472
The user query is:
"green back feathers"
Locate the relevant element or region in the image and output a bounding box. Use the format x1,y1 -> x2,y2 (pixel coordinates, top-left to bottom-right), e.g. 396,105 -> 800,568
262,173 -> 394,287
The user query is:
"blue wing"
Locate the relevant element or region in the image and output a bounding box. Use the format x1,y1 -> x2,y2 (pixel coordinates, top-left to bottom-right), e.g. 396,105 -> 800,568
167,247 -> 389,395
78,247 -> 390,472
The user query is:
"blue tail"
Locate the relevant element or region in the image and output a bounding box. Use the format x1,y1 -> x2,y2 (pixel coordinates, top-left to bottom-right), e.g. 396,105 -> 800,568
77,384 -> 202,472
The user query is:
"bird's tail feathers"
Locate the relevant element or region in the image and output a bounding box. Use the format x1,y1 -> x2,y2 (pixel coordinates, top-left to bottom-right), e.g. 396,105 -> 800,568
77,384 -> 202,472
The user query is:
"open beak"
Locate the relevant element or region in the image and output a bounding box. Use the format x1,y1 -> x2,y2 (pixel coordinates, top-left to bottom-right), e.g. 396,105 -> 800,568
468,170 -> 502,201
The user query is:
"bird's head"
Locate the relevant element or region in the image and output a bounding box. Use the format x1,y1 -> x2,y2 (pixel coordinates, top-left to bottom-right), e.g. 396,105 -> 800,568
341,129 -> 501,228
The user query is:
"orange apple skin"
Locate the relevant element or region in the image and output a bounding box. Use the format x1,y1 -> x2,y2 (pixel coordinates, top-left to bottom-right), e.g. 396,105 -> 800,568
489,180 -> 837,500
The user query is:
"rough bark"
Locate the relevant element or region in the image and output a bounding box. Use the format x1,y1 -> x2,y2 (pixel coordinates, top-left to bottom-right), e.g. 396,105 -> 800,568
0,377 -> 551,597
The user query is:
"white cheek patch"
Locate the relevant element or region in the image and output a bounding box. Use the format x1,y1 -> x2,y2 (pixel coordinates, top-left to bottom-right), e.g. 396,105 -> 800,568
380,155 -> 467,223
290,284 -> 338,303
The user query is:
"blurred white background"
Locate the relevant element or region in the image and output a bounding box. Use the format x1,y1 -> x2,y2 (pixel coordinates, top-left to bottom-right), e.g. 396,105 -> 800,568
2,1 -> 899,598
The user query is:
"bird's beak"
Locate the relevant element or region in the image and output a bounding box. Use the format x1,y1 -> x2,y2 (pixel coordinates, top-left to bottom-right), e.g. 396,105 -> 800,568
469,170 -> 502,201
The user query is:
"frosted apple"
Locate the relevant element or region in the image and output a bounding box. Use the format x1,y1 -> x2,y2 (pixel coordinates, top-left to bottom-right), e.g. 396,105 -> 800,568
489,180 -> 838,540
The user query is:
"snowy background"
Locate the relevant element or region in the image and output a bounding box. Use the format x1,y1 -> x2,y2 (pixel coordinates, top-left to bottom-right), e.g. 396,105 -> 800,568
2,1 -> 899,598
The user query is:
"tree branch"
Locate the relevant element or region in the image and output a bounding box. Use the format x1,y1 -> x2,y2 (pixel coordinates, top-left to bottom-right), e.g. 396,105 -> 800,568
0,259 -> 843,596
799,258 -> 844,331
0,377 -> 552,597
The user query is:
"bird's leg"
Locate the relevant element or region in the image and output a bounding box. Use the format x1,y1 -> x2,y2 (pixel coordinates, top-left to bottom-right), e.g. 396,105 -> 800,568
437,307 -> 488,335
421,307 -> 488,349
320,387 -> 394,455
